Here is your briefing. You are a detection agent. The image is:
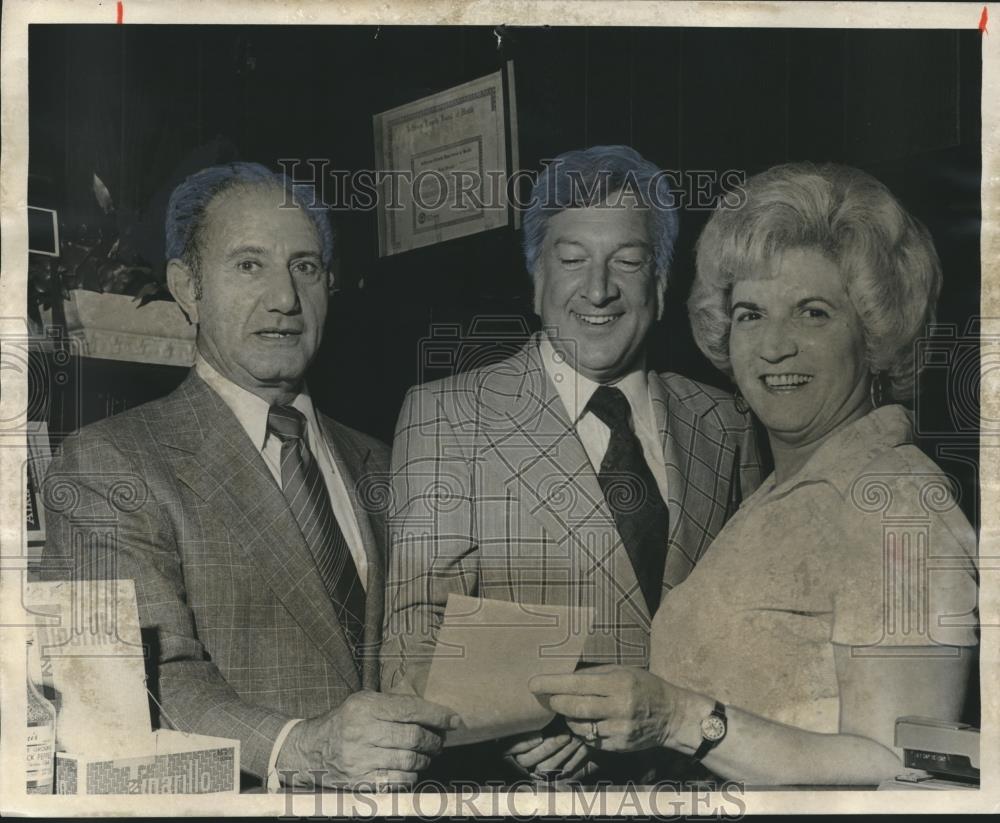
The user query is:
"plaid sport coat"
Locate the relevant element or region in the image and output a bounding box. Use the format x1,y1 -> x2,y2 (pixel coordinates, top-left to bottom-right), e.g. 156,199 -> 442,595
40,371 -> 389,781
381,336 -> 763,689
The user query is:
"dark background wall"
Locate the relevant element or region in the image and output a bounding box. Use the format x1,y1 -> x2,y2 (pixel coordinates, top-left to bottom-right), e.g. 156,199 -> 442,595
28,24 -> 982,526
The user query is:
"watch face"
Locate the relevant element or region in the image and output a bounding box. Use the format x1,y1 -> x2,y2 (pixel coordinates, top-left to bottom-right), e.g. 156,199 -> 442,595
701,715 -> 726,742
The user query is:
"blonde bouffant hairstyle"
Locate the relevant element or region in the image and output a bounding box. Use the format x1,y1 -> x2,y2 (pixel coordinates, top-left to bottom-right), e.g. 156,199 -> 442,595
688,162 -> 942,403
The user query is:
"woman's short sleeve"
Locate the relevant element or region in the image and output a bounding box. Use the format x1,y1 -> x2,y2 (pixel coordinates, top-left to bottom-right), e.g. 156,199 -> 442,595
830,468 -> 978,649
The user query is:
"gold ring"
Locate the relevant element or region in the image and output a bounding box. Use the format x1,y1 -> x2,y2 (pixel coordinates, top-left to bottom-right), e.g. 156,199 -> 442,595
586,720 -> 599,745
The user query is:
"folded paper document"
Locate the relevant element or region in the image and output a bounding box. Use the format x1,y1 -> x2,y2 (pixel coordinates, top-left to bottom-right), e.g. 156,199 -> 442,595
423,594 -> 593,747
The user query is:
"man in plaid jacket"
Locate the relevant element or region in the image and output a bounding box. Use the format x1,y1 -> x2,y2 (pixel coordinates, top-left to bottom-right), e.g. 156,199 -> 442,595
382,146 -> 763,782
41,163 -> 457,791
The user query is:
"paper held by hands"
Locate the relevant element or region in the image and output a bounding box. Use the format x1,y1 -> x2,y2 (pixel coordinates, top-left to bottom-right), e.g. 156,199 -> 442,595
422,594 -> 594,747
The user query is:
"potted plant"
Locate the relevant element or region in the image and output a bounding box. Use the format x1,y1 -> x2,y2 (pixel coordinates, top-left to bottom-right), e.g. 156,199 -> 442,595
29,174 -> 195,367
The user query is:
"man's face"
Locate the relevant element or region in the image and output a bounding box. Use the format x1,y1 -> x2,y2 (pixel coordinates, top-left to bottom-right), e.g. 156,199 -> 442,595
534,201 -> 659,384
188,184 -> 328,400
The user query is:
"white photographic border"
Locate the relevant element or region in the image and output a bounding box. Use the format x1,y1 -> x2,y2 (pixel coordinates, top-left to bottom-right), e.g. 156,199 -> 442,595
1,1 -> 995,816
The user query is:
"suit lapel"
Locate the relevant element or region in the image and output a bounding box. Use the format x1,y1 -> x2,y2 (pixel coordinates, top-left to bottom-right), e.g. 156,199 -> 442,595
649,373 -> 686,557
648,373 -> 734,593
163,375 -> 362,693
317,417 -> 384,692
487,340 -> 650,622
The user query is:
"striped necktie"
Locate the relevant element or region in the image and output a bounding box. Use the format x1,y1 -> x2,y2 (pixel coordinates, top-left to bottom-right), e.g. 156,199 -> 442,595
266,404 -> 365,658
586,385 -> 669,614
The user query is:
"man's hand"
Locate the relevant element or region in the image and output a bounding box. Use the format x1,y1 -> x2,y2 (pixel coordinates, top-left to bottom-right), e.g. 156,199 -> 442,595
502,731 -> 592,782
276,690 -> 459,789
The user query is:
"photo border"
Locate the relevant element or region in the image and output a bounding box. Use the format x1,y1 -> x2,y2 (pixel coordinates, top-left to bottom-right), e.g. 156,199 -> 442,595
1,0 -> 995,816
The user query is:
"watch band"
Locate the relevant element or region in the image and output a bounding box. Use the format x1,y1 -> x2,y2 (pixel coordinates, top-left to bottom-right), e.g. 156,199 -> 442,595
691,701 -> 727,764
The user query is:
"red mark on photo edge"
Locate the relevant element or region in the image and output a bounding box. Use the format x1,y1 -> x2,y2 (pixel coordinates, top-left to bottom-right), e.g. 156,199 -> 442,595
116,1 -> 124,24
979,6 -> 988,34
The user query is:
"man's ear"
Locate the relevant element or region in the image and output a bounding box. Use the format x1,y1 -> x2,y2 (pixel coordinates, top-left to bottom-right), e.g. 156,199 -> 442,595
166,259 -> 199,325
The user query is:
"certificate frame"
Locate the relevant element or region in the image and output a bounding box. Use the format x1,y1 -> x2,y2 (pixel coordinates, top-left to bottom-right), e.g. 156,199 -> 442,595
374,63 -> 517,257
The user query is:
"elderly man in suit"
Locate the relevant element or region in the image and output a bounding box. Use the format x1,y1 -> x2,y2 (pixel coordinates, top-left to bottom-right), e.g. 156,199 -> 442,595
41,162 -> 456,791
382,145 -> 763,781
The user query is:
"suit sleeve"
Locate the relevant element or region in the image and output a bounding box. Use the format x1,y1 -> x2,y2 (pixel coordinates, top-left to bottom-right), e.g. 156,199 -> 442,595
380,385 -> 479,691
39,428 -> 293,781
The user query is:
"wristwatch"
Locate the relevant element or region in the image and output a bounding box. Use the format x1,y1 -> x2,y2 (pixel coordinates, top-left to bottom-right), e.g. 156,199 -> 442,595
691,701 -> 727,764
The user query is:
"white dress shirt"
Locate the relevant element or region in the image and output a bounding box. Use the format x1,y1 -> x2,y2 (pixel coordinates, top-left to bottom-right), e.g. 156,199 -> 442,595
194,355 -> 367,790
538,336 -> 670,505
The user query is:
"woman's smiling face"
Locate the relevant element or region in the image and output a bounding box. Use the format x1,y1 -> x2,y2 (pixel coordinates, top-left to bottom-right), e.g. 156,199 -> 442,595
728,247 -> 872,451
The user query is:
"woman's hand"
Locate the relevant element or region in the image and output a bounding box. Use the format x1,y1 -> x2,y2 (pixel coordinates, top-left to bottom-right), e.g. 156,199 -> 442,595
529,665 -> 684,753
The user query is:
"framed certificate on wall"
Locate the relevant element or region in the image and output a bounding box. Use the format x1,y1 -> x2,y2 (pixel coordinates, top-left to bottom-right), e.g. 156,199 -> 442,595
374,63 -> 518,257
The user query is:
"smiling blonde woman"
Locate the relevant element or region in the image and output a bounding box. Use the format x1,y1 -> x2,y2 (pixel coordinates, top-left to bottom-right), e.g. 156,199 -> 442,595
531,162 -> 978,786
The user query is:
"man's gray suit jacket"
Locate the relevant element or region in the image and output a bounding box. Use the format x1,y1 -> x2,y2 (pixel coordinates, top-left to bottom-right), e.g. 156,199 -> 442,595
41,371 -> 390,781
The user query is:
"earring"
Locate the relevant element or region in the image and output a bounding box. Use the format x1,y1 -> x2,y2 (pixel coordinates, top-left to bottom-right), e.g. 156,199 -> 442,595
869,373 -> 885,408
734,391 -> 750,415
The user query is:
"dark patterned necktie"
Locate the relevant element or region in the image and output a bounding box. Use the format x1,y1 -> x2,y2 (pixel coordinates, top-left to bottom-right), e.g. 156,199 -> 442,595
267,404 -> 365,657
586,385 -> 669,614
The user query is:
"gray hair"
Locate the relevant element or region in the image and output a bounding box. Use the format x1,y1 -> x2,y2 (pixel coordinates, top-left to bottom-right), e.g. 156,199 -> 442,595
522,145 -> 679,315
689,162 -> 942,402
165,161 -> 334,296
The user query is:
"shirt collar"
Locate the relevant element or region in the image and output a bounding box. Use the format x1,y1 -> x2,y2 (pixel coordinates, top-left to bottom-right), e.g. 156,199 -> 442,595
194,354 -> 319,451
538,335 -> 651,426
761,404 -> 915,499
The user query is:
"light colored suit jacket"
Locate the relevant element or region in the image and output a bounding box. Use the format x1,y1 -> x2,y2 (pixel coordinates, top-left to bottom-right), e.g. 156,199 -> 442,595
381,337 -> 763,688
41,372 -> 389,781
